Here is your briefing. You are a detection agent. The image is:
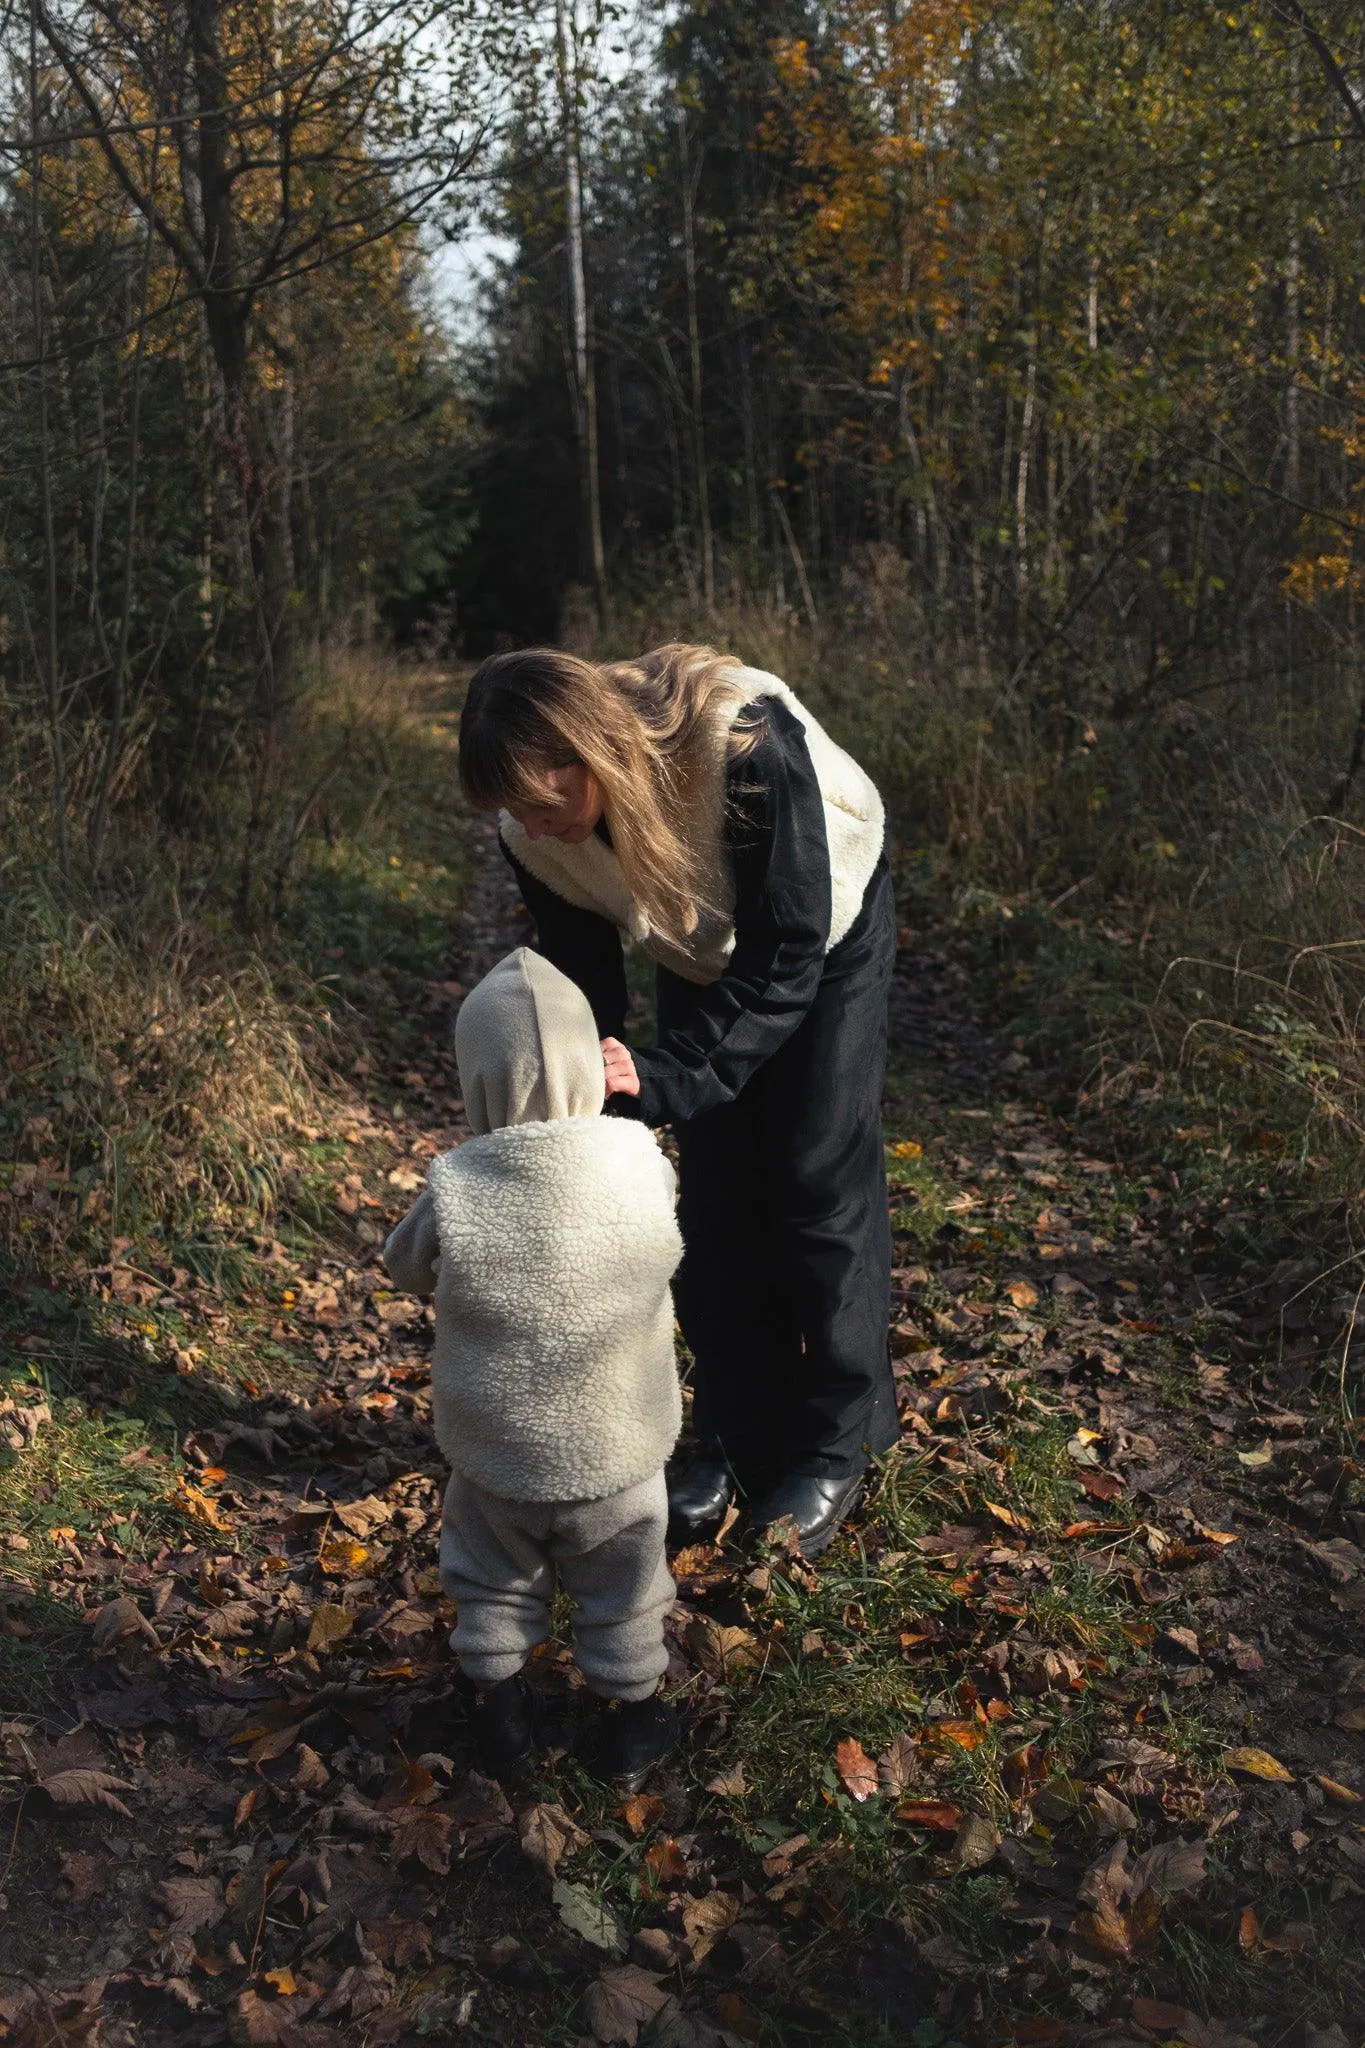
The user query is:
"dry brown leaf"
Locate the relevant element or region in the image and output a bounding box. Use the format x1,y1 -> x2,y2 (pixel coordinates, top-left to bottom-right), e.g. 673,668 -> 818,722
39,1767 -> 134,1817
680,1888 -> 741,1966
684,1617 -> 759,1680
620,1791 -> 667,1833
519,1801 -> 590,1879
714,1991 -> 763,2041
306,1602 -> 353,1654
1130,1834 -> 1207,1901
581,1965 -> 669,2046
153,1875 -> 224,1935
261,1967 -> 299,1996
393,1808 -> 453,1874
1078,1467 -> 1125,1502
703,1765 -> 746,1799
376,1756 -> 437,1811
949,1812 -> 1000,1870
1316,1775 -> 1362,1805
834,1736 -> 879,1802
894,1799 -> 962,1832
1004,1278 -> 1039,1309
876,1732 -> 920,1797
641,1838 -> 688,1897
90,1595 -> 157,1650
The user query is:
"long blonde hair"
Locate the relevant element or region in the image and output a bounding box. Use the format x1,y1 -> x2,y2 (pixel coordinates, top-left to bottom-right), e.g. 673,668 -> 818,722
459,643 -> 762,951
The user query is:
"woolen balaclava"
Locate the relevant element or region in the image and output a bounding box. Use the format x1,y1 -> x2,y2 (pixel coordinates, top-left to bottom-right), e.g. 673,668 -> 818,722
454,946 -> 606,1134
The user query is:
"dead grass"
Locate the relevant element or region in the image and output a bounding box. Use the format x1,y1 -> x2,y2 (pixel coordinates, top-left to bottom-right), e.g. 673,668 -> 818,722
0,655 -> 469,1289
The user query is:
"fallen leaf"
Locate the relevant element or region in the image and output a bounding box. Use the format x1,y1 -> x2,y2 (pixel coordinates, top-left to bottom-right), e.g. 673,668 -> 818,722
680,1888 -> 741,1966
889,1140 -> 923,1159
317,1536 -> 370,1575
393,1808 -> 454,1874
261,1968 -> 298,1996
894,1799 -> 962,1832
1078,1467 -> 1125,1501
984,1500 -> 1031,1532
621,1791 -> 667,1833
553,1878 -> 627,1957
703,1766 -> 746,1800
1237,1441 -> 1274,1469
1004,1278 -> 1039,1309
641,1838 -> 688,1896
924,1719 -> 983,1750
581,1966 -> 669,2046
306,1602 -> 354,1653
1224,1746 -> 1294,1782
834,1736 -> 879,1802
876,1732 -> 921,1796
154,1876 -> 224,1936
90,1596 -> 156,1650
1238,1906 -> 1259,1951
39,1768 -> 134,1817
714,1991 -> 763,2040
949,1812 -> 1000,1870
1316,1775 -> 1363,1805
519,1801 -> 589,1879
1130,1834 -> 1207,1900
1090,1786 -> 1138,1834
685,1617 -> 759,1680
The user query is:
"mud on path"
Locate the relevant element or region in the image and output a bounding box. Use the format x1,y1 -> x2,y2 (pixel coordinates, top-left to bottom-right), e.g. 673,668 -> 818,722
2,816 -> 1364,2048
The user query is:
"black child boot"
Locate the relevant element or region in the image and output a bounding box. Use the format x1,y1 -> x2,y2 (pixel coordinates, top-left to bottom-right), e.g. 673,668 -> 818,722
465,1673 -> 542,1781
588,1693 -> 680,1794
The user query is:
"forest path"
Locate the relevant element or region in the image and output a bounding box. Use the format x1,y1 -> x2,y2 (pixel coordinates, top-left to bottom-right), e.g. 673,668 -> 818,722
2,785 -> 1364,2046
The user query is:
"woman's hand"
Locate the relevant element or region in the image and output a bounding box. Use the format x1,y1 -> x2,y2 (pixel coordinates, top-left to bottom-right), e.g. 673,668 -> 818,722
600,1036 -> 640,1098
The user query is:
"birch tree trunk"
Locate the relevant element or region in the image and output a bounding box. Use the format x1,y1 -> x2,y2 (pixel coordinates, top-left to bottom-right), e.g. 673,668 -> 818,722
676,103 -> 714,613
556,0 -> 606,614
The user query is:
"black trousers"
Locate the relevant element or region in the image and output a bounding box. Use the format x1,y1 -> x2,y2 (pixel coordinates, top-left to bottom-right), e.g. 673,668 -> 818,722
659,860 -> 899,1492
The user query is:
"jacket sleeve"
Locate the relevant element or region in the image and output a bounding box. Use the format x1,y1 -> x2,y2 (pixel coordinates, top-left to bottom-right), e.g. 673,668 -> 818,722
383,1189 -> 441,1299
500,839 -> 630,1039
618,698 -> 832,1127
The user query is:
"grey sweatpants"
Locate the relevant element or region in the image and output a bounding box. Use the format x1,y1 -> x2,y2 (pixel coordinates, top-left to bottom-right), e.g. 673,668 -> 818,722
440,1467 -> 674,1702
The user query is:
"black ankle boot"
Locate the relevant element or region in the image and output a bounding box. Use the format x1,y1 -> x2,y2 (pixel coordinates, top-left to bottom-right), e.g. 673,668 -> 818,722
465,1673 -> 541,1780
587,1694 -> 680,1793
666,1451 -> 735,1546
745,1469 -> 865,1559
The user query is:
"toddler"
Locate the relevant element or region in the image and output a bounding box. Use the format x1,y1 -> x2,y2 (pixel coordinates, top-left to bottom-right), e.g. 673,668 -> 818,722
383,947 -> 683,1788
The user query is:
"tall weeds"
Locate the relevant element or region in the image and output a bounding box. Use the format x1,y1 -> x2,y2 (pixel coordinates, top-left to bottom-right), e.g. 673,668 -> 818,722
1,656 -> 466,1286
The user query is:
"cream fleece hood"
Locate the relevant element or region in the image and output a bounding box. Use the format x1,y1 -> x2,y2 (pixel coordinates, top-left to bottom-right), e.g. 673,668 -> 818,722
455,946 -> 605,1133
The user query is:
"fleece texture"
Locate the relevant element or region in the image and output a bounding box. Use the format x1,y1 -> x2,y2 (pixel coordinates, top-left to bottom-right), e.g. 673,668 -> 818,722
499,667 -> 886,985
382,947 -> 683,1502
440,1467 -> 673,1699
455,944 -> 605,1133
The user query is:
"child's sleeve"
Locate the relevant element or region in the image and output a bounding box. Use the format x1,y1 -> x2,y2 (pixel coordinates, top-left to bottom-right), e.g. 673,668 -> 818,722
383,1189 -> 441,1298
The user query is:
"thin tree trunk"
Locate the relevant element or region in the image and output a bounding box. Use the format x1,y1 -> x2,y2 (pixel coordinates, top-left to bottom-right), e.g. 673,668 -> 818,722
29,13 -> 67,874
769,486 -> 819,634
1285,45 -> 1302,499
556,0 -> 605,614
676,104 -> 714,613
89,185 -> 157,876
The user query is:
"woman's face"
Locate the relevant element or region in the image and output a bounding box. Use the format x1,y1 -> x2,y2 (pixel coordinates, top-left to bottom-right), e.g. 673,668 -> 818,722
504,762 -> 604,844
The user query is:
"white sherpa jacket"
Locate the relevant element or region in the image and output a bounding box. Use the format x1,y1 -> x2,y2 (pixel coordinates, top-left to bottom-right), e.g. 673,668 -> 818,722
500,667 -> 885,985
383,948 -> 683,1502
